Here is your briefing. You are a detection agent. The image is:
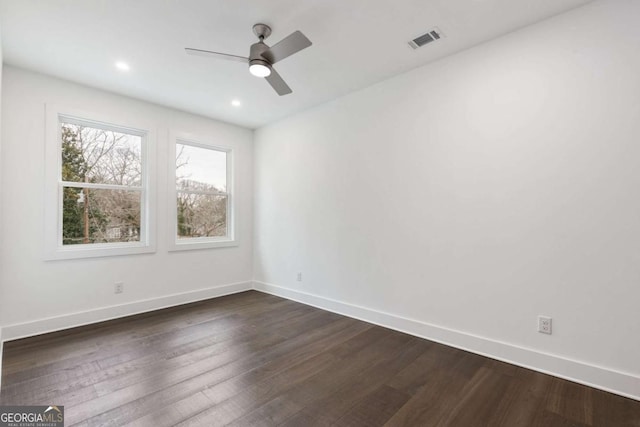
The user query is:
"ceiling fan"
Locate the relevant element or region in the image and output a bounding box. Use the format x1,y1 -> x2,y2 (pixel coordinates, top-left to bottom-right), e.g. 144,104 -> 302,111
185,23 -> 312,96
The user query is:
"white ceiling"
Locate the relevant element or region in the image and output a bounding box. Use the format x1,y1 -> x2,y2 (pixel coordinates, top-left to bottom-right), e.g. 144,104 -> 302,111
0,0 -> 591,129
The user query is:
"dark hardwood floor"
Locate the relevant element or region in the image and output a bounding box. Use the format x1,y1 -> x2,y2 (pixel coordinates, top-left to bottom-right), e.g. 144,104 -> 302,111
1,291 -> 638,426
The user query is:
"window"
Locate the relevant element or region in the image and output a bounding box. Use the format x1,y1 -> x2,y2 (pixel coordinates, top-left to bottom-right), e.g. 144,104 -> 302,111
45,106 -> 155,259
169,134 -> 235,250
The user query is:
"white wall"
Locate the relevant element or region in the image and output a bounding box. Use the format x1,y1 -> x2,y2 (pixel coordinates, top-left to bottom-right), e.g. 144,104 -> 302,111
0,23 -> 4,387
0,67 -> 254,338
254,0 -> 640,399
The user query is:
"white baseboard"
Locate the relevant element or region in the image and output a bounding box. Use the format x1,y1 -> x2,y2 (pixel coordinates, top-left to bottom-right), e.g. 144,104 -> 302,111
1,281 -> 253,342
253,280 -> 640,401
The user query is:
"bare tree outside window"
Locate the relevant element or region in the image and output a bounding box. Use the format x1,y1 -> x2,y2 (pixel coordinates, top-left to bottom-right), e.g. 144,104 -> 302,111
175,143 -> 228,239
61,122 -> 143,245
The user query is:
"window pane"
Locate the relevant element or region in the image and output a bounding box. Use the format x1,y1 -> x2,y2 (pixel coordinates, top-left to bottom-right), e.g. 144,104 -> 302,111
61,123 -> 142,187
63,187 -> 141,245
177,193 -> 227,238
176,143 -> 227,192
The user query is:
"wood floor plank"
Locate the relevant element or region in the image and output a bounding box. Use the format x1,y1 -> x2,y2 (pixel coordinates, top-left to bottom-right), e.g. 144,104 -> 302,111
174,326 -> 406,426
484,366 -> 552,427
332,385 -> 411,427
1,290 -> 638,427
591,389 -> 640,427
224,395 -> 303,427
280,337 -> 431,426
530,410 -> 591,427
81,316 -> 369,426
176,352 -> 338,427
545,377 -> 594,425
1,299 -> 306,407
2,291 -> 274,373
64,309 -> 339,425
437,366 -> 514,426
2,293 -> 288,385
383,352 -> 486,427
385,342 -> 463,396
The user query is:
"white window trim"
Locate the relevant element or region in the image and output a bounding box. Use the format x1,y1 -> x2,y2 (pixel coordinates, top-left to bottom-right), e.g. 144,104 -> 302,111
44,104 -> 157,260
168,131 -> 236,251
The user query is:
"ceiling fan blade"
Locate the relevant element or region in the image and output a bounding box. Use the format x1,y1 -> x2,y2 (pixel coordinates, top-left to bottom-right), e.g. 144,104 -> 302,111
261,31 -> 312,64
185,48 -> 248,63
265,68 -> 292,96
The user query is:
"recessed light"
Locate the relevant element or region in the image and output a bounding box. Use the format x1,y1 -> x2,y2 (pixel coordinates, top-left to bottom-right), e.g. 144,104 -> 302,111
115,61 -> 130,71
231,99 -> 241,107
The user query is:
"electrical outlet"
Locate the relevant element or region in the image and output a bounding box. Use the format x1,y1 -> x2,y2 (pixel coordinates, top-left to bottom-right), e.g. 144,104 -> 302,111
114,282 -> 124,294
538,316 -> 552,335
296,272 -> 302,282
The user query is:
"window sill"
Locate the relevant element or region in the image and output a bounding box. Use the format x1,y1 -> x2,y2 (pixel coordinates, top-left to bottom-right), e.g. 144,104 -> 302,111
45,242 -> 156,261
169,238 -> 238,252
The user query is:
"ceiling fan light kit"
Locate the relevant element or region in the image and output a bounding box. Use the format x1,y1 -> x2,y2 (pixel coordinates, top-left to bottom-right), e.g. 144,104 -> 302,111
185,23 -> 312,96
249,62 -> 271,77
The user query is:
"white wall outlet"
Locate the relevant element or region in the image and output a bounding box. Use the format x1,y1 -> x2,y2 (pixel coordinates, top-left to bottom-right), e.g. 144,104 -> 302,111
296,272 -> 302,282
538,315 -> 552,335
114,282 -> 124,294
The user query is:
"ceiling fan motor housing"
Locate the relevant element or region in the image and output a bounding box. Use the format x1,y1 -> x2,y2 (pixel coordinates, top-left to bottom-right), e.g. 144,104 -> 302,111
250,42 -> 270,63
249,42 -> 272,70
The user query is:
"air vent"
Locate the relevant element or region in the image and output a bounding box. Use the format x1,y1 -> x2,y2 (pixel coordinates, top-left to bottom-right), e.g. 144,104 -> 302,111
409,28 -> 444,49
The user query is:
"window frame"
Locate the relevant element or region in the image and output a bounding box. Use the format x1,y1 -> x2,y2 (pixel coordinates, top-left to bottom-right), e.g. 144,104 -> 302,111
44,105 -> 156,260
168,131 -> 236,251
